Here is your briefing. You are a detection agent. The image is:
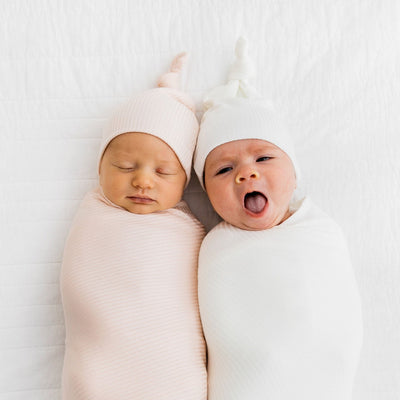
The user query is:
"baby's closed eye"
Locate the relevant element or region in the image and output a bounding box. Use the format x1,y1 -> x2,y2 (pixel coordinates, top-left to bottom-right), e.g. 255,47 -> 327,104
112,163 -> 135,171
156,167 -> 178,175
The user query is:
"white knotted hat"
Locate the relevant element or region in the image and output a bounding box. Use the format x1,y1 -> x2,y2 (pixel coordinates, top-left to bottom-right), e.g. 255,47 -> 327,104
98,52 -> 199,185
194,37 -> 300,189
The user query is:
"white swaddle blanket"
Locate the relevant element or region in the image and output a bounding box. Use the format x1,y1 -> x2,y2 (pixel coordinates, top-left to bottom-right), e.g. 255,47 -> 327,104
60,187 -> 207,400
198,197 -> 363,400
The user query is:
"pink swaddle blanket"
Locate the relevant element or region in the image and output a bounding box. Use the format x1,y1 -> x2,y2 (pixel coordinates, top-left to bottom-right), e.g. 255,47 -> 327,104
60,187 -> 207,400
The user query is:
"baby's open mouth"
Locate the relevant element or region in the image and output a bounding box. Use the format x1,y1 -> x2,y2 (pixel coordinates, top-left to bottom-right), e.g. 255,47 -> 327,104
244,191 -> 267,214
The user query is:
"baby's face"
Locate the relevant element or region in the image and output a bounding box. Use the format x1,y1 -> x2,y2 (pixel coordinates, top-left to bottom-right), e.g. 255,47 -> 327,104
99,132 -> 186,214
204,139 -> 296,231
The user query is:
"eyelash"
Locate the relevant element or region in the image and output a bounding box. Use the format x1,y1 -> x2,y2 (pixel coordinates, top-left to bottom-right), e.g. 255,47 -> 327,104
117,166 -> 134,171
216,166 -> 233,175
257,156 -> 272,162
156,170 -> 175,176
114,165 -> 175,175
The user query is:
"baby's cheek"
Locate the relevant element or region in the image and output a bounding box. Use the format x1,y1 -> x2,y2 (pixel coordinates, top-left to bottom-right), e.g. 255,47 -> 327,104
168,185 -> 185,204
270,169 -> 295,192
101,173 -> 123,200
213,191 -> 237,220
208,184 -> 225,207
99,172 -> 111,189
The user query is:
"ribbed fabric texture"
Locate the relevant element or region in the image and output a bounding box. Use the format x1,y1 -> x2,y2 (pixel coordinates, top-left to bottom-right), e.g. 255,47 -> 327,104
60,187 -> 207,400
98,87 -> 199,182
194,97 -> 300,188
198,197 -> 363,400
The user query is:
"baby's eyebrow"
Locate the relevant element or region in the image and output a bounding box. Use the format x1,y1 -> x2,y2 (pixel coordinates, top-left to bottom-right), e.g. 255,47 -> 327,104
253,145 -> 279,153
157,159 -> 179,165
208,157 -> 233,169
111,155 -> 133,163
110,150 -> 133,159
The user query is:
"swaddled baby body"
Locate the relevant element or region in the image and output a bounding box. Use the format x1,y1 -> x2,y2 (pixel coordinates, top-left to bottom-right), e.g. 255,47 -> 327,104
60,54 -> 207,400
193,38 -> 363,400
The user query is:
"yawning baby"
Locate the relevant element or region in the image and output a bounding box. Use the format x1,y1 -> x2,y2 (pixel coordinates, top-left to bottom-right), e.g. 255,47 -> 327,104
193,37 -> 363,400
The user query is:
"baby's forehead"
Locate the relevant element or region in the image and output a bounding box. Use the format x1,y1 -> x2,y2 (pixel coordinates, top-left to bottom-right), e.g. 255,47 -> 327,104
105,132 -> 181,165
109,132 -> 171,152
212,139 -> 281,158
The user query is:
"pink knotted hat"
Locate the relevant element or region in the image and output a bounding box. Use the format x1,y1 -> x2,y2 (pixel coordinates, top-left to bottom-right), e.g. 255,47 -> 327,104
98,53 -> 199,184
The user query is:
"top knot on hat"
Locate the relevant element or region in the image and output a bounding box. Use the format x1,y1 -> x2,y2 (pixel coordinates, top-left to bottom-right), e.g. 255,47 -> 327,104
204,37 -> 259,110
227,36 -> 254,81
157,52 -> 188,89
156,52 -> 196,113
98,52 -> 199,185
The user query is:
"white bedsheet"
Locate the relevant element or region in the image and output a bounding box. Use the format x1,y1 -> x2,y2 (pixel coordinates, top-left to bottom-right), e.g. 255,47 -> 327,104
1,1 -> 399,399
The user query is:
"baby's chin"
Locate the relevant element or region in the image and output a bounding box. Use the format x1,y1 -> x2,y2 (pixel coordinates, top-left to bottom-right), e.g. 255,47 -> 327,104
230,219 -> 276,231
122,201 -> 178,214
220,208 -> 292,231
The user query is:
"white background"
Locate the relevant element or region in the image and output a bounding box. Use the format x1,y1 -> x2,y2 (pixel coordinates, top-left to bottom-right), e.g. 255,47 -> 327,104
1,1 -> 399,399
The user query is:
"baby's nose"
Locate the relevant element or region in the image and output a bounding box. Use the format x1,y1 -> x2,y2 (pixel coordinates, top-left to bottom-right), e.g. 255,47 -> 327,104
235,167 -> 260,184
131,170 -> 154,189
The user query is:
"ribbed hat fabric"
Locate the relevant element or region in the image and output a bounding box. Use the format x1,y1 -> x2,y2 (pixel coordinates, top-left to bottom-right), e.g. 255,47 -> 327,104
194,38 -> 300,189
98,53 -> 199,184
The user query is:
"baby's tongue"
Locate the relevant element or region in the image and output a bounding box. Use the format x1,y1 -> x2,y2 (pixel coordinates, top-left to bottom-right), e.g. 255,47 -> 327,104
244,192 -> 267,214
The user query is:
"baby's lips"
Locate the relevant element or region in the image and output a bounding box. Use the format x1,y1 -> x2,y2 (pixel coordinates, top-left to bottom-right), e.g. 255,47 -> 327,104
126,195 -> 156,204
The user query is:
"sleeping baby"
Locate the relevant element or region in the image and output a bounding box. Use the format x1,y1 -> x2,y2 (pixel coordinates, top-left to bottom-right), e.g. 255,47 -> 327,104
60,53 -> 206,400
193,38 -> 363,400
